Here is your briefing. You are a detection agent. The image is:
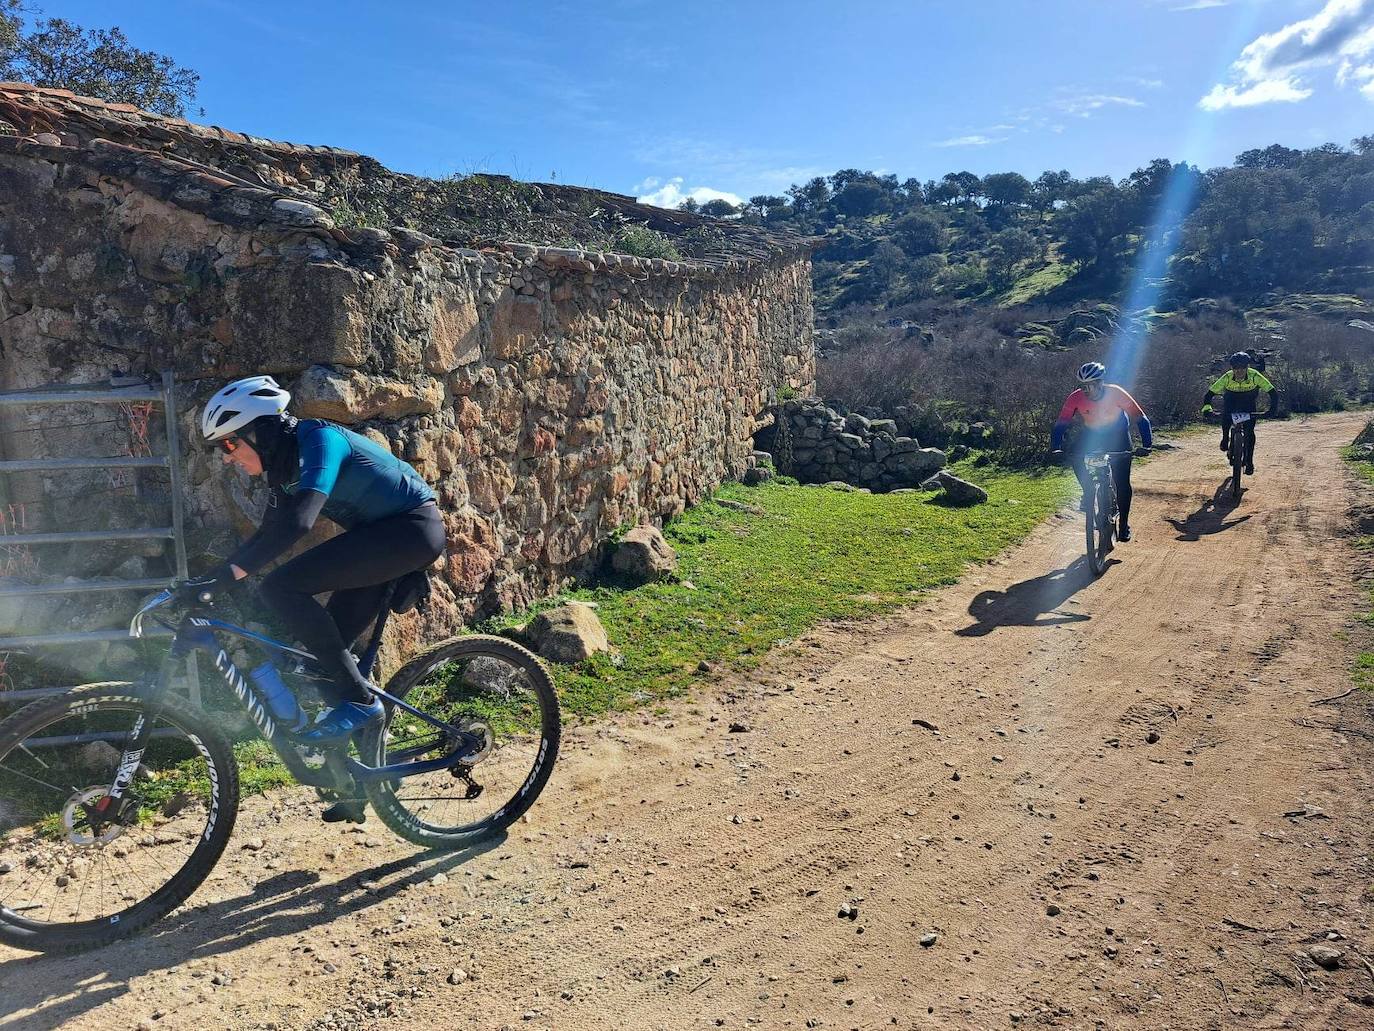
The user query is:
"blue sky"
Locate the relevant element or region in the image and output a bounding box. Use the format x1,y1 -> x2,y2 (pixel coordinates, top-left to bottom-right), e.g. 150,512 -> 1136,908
27,0 -> 1374,207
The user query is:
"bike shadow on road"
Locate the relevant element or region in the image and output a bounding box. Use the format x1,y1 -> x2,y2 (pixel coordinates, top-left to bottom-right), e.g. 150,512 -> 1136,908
0,833 -> 506,1030
1164,483 -> 1252,541
955,558 -> 1097,637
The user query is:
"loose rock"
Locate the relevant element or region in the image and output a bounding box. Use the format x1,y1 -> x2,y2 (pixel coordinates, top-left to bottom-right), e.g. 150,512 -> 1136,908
526,602 -> 611,664
610,525 -> 678,583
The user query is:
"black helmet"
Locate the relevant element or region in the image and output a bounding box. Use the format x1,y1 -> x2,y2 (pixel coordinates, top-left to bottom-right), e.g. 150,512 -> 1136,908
1228,352 -> 1250,367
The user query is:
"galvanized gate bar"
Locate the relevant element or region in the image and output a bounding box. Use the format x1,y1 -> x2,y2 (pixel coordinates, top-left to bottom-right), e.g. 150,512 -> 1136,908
0,372 -> 200,705
0,577 -> 172,598
0,386 -> 163,405
23,727 -> 184,749
0,527 -> 173,545
0,628 -> 171,647
161,370 -> 201,707
0,456 -> 169,472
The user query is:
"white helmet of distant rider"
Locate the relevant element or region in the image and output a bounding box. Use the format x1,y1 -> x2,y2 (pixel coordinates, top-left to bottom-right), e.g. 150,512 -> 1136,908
1077,361 -> 1106,385
200,376 -> 291,441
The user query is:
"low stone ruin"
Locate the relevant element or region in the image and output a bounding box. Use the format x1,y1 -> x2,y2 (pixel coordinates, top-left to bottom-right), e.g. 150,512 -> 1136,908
770,397 -> 947,492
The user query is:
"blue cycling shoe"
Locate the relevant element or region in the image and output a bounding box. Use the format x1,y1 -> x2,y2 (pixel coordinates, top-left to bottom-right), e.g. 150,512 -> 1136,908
296,698 -> 384,743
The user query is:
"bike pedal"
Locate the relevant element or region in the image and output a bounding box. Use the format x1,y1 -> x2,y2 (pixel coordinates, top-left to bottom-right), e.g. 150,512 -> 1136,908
322,800 -> 368,824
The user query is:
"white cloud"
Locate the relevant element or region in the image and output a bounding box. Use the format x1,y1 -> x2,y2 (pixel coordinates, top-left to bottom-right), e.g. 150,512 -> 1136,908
1199,77 -> 1314,108
1172,0 -> 1229,10
1337,56 -> 1374,95
932,134 -> 1004,148
1053,93 -> 1147,117
635,176 -> 744,210
1201,0 -> 1374,109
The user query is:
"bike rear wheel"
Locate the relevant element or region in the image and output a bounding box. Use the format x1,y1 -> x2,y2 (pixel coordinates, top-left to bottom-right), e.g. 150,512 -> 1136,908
362,635 -> 560,850
0,683 -> 239,954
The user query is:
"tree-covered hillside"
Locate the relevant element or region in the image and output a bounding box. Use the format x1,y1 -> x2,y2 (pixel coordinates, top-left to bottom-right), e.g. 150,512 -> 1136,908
679,140 -> 1374,459
685,140 -> 1373,318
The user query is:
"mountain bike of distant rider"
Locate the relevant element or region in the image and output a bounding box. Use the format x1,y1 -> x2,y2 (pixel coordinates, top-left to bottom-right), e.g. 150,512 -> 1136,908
1054,446 -> 1149,576
0,579 -> 560,955
1206,407 -> 1274,501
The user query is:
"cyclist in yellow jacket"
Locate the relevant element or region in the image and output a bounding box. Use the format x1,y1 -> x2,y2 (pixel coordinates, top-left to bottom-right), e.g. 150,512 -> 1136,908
1202,352 -> 1279,475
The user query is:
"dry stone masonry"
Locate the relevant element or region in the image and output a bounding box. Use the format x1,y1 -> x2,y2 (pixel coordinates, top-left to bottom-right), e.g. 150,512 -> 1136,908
0,84 -> 815,672
772,397 -> 946,492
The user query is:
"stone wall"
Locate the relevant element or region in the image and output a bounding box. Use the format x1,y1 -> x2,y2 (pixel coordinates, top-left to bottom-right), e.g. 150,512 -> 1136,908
0,85 -> 815,673
768,398 -> 946,491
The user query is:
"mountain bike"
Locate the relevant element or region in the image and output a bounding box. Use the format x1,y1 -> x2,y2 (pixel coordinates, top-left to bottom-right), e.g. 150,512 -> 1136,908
0,577 -> 560,954
1081,450 -> 1135,575
1225,412 -> 1251,500
1055,448 -> 1146,577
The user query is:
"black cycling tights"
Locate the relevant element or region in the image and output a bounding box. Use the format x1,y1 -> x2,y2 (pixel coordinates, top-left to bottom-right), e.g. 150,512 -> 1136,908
1221,420 -> 1258,465
1071,454 -> 1134,527
260,503 -> 446,705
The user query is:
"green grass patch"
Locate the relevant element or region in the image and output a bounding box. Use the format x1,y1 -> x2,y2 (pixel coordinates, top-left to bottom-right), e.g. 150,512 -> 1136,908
1343,445 -> 1374,484
997,260 -> 1078,307
486,468 -> 1074,720
1342,448 -> 1374,689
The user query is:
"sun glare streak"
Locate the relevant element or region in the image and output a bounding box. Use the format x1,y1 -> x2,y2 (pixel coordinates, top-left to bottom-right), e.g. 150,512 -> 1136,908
1104,1 -> 1269,393
1104,165 -> 1203,392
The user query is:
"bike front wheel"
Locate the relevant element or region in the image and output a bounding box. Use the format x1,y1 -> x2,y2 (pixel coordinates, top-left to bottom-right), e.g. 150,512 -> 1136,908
0,683 -> 239,954
1086,481 -> 1114,576
362,635 -> 560,850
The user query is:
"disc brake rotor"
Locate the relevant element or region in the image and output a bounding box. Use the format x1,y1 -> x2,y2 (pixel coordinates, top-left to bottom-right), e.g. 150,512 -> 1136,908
64,786 -> 126,847
453,719 -> 494,766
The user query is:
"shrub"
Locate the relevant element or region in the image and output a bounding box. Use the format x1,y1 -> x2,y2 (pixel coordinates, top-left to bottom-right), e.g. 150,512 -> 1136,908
614,226 -> 680,259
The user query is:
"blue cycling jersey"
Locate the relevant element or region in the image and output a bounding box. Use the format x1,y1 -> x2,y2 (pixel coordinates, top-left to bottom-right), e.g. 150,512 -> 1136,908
284,420 -> 434,529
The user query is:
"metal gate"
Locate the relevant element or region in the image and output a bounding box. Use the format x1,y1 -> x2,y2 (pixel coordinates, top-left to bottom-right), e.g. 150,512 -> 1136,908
0,370 -> 199,704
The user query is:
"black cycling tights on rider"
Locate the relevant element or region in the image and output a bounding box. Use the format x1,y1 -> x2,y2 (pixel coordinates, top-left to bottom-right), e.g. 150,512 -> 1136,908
259,502 -> 446,705
1070,429 -> 1133,528
1223,419 -> 1258,465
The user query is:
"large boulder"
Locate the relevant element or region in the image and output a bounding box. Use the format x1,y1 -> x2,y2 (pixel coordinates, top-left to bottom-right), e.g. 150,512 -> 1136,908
931,470 -> 988,506
526,602 -> 610,664
610,525 -> 678,582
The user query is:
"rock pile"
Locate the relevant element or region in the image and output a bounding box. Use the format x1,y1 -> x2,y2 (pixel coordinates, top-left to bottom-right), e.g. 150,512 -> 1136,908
776,397 -> 946,492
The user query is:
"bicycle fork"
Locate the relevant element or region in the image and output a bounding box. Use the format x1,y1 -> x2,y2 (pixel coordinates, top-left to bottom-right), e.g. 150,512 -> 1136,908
87,650 -> 183,834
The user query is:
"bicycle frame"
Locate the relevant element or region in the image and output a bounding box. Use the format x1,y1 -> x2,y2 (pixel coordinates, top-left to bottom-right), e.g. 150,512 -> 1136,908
97,590 -> 483,815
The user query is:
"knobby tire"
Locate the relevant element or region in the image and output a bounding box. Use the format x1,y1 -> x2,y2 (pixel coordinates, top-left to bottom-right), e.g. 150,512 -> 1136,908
363,635 -> 560,850
0,684 -> 239,954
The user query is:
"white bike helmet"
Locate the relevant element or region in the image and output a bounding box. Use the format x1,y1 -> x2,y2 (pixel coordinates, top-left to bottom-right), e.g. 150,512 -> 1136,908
200,376 -> 290,441
1077,361 -> 1106,384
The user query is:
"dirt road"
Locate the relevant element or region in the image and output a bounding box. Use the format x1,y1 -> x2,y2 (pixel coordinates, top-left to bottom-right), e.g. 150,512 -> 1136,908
4,413 -> 1374,1031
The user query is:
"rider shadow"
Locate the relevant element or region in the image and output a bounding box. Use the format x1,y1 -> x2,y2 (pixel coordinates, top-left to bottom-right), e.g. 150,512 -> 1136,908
0,832 -> 506,1030
955,558 -> 1097,637
1165,484 -> 1252,541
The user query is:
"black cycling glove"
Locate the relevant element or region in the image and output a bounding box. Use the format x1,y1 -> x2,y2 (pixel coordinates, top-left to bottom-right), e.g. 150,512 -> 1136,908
177,563 -> 238,604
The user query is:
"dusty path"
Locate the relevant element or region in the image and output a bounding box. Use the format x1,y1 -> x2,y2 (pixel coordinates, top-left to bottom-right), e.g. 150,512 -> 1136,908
4,413 -> 1374,1031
